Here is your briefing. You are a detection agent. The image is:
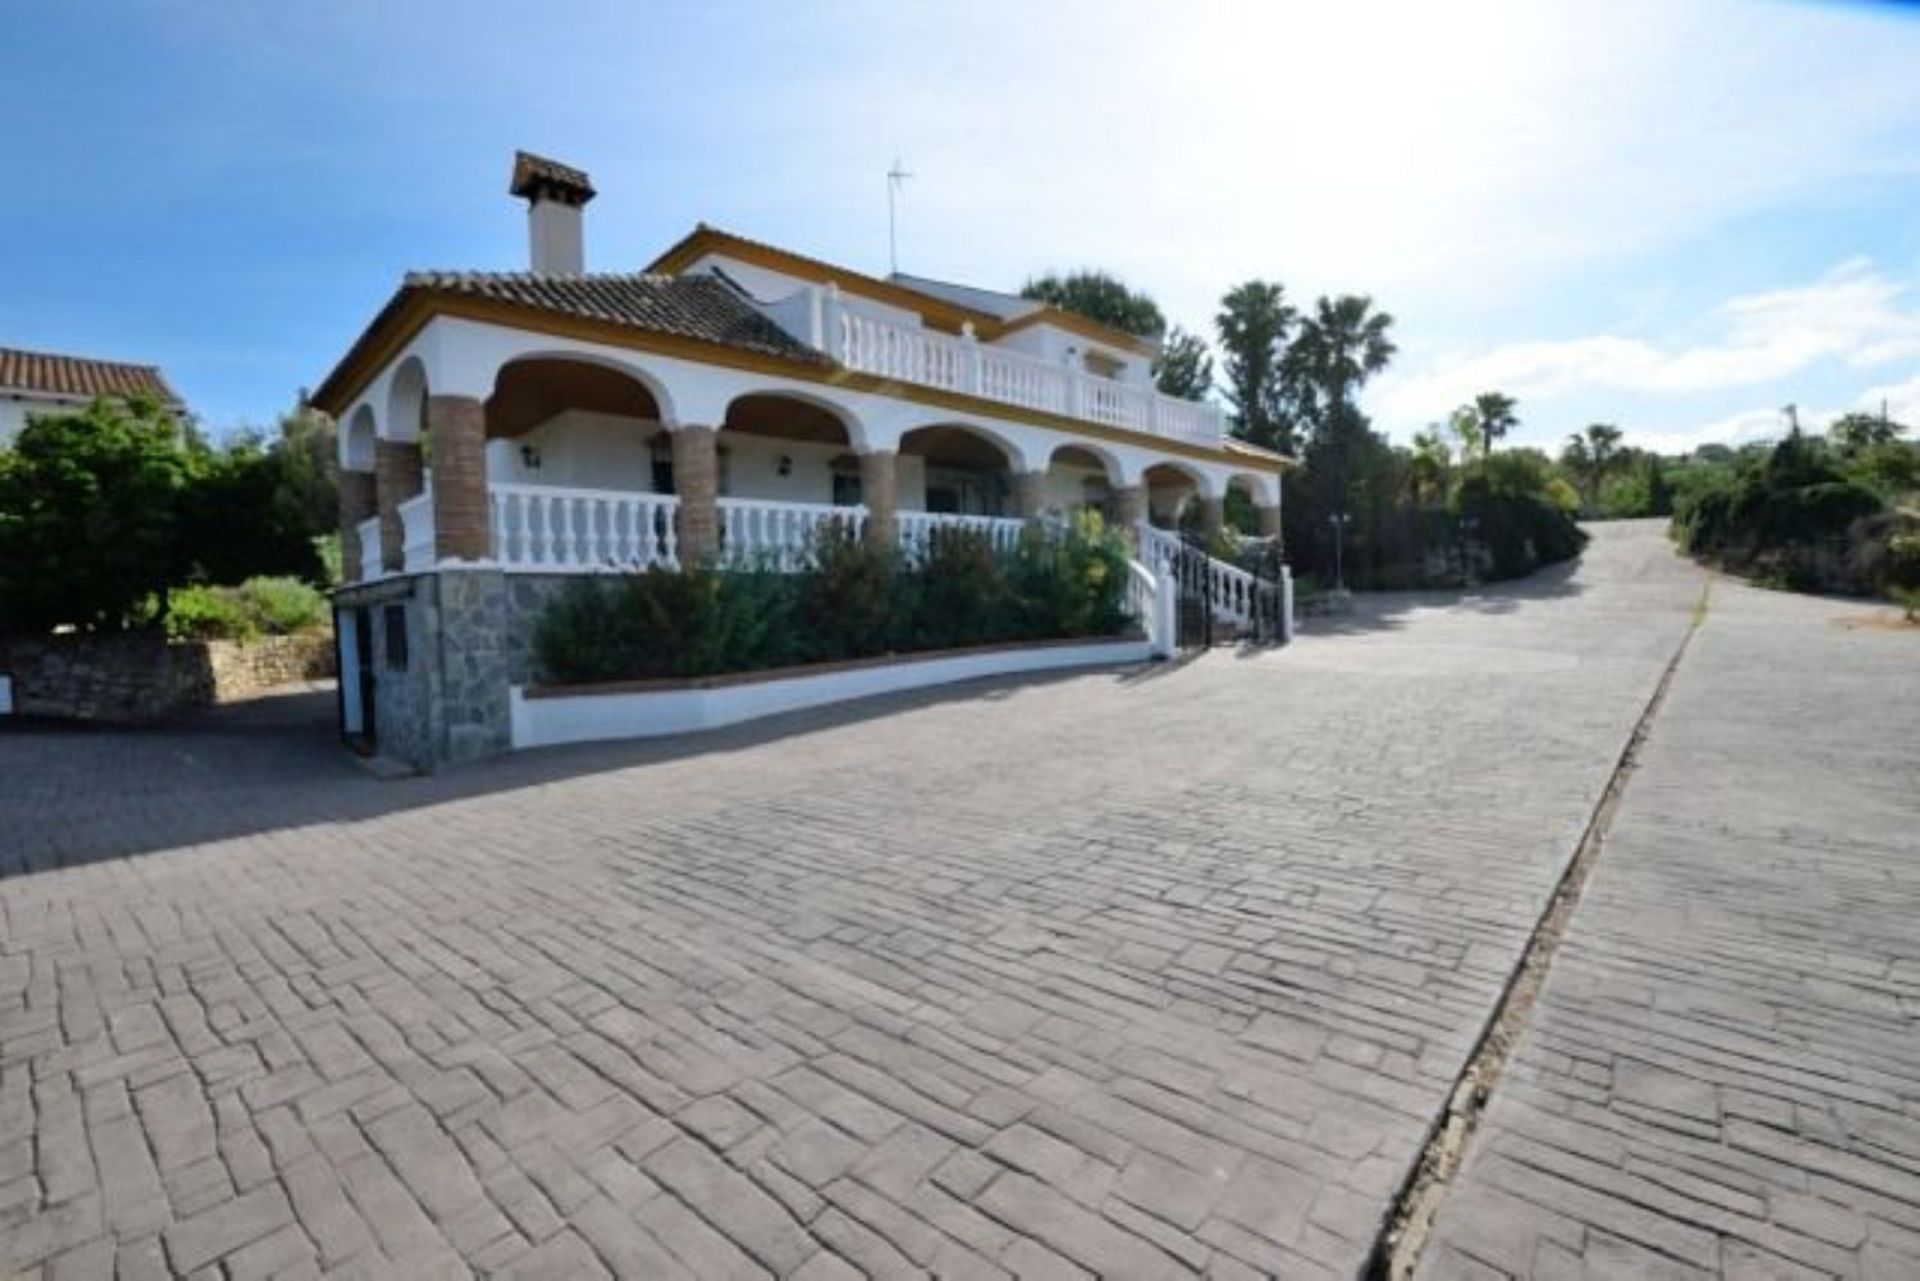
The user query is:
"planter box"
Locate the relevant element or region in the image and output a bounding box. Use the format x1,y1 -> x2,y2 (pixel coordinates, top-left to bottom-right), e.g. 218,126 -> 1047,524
510,635 -> 1153,749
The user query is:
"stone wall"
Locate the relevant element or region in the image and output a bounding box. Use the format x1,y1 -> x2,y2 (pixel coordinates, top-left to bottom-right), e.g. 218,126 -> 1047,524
0,631 -> 335,723
336,569 -> 520,771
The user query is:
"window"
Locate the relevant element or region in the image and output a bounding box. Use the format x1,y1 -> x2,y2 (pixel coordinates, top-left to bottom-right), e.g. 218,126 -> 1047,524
383,604 -> 409,671
831,457 -> 863,507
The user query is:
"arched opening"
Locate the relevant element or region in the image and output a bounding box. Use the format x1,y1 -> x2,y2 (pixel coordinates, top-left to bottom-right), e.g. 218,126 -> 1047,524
719,393 -> 862,506
384,358 -> 428,444
340,405 -> 377,473
484,357 -> 667,492
899,424 -> 1018,516
1142,461 -> 1209,529
1044,443 -> 1120,520
1224,473 -> 1273,535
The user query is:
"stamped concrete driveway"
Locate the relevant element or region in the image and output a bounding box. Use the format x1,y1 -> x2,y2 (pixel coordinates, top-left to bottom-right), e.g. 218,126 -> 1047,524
0,521 -> 1869,1280
1418,560 -> 1920,1279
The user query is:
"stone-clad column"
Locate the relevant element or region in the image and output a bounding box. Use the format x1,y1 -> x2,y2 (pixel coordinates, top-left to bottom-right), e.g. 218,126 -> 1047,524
338,469 -> 376,582
860,450 -> 898,550
1113,485 -> 1147,538
1199,495 -> 1226,538
429,395 -> 489,562
672,426 -> 720,562
375,439 -> 424,573
1012,470 -> 1048,520
1257,503 -> 1282,540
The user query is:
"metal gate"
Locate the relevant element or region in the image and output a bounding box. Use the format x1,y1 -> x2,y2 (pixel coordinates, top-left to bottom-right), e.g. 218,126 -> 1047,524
1170,531 -> 1215,650
1247,540 -> 1289,645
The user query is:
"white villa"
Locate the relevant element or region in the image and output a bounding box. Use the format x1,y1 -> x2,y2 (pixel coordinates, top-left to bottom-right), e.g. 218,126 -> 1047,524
315,152 -> 1290,768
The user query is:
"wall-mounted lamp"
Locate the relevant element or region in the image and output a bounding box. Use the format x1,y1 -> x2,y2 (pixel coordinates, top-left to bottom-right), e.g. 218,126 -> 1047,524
520,445 -> 542,469
777,454 -> 794,477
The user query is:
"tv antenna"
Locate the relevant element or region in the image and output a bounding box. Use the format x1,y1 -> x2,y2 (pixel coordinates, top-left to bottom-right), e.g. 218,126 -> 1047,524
887,157 -> 912,275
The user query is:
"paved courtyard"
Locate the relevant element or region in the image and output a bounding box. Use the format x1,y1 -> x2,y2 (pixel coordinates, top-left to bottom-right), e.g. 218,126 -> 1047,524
0,521 -> 1912,1278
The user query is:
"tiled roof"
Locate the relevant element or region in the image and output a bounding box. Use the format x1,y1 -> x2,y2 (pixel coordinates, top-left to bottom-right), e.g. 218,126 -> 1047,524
403,271 -> 830,365
0,346 -> 180,404
509,151 -> 594,204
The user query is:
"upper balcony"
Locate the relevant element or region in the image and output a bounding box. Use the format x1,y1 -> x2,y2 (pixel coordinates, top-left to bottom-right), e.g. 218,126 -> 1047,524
760,281 -> 1227,448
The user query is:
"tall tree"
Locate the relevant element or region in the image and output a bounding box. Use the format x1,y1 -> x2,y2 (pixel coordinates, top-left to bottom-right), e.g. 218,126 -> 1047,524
1459,392 -> 1519,460
1282,295 -> 1397,440
1214,281 -> 1297,450
1410,426 -> 1452,507
1153,326 -> 1213,401
1020,271 -> 1166,339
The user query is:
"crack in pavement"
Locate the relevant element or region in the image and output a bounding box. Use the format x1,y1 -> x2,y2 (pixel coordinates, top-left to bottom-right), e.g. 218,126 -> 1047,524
1365,578 -> 1714,1281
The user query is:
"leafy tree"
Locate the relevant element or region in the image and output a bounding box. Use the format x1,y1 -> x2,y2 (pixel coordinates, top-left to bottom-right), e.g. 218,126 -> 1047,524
0,397 -> 192,632
181,433 -> 329,587
1020,270 -> 1166,339
1560,423 -> 1624,511
1457,391 -> 1519,460
1828,410 -> 1906,455
1153,326 -> 1213,401
1215,281 -> 1297,450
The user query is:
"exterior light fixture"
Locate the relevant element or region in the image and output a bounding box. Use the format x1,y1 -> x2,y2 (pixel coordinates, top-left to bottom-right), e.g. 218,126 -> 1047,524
520,445 -> 542,469
777,455 -> 793,477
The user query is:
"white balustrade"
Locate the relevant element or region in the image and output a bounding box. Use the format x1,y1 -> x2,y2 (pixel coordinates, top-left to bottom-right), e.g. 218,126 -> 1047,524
489,483 -> 679,571
355,516 -> 381,581
1137,523 -> 1263,628
896,511 -> 1029,558
399,493 -> 435,574
718,497 -> 866,569
825,304 -> 1222,443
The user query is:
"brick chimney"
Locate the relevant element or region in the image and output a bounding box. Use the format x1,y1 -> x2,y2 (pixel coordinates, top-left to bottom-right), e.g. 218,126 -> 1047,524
509,150 -> 595,275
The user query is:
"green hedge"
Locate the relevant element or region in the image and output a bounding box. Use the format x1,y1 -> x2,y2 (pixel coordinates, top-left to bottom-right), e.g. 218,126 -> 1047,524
534,511 -> 1132,685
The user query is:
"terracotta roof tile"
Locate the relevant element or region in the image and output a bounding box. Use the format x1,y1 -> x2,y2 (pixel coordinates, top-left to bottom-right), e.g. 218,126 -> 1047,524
0,346 -> 180,404
403,271 -> 829,365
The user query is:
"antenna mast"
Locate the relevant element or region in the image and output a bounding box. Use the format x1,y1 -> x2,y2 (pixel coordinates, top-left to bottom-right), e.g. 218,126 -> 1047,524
887,157 -> 912,275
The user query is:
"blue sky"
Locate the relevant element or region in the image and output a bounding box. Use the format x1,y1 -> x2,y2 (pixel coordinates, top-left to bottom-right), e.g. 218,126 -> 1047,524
5,0 -> 1920,454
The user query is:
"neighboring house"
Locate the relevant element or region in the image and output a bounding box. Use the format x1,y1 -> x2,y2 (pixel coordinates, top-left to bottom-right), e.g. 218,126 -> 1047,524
0,346 -> 182,446
312,151 -> 1291,768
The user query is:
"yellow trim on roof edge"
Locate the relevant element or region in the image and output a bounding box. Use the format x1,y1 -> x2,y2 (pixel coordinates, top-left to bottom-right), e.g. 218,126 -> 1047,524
648,226 -> 1161,358
312,291 -> 1291,473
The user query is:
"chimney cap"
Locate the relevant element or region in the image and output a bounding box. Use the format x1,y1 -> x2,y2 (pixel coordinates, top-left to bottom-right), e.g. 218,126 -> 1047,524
510,150 -> 595,207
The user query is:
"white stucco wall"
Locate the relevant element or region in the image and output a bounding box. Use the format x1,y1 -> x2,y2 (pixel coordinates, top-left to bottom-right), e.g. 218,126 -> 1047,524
0,394 -> 87,447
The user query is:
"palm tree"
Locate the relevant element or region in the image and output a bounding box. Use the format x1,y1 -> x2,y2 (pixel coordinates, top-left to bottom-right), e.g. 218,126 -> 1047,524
1285,295 -> 1398,434
1411,426 -> 1452,507
1459,392 -> 1519,460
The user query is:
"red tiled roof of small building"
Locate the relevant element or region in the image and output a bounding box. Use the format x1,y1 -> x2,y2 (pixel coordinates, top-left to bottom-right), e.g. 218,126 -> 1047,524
0,346 -> 180,404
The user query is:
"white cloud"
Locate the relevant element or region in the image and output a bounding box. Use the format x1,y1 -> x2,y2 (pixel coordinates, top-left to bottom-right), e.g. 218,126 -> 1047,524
1374,260 -> 1920,426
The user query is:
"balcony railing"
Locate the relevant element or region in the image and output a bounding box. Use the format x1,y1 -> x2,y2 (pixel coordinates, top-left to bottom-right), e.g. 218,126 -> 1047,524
357,488 -> 1048,582
490,483 -> 680,570
814,291 -> 1226,447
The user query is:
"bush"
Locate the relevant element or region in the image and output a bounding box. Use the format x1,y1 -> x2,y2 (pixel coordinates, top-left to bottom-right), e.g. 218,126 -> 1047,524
162,576 -> 329,642
532,516 -> 1135,685
166,585 -> 258,641
234,576 -> 327,633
